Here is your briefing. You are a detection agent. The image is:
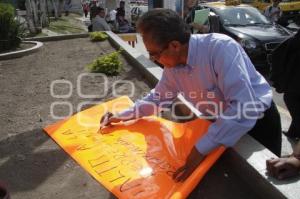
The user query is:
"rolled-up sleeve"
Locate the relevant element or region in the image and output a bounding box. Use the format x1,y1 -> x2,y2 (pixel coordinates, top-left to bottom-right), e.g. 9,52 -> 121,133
196,40 -> 272,155
118,69 -> 178,120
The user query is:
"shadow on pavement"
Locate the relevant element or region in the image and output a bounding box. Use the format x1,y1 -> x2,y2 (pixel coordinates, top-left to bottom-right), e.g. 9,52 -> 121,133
0,128 -> 68,193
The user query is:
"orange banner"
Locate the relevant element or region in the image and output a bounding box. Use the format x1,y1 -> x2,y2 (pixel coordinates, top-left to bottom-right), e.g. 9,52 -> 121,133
44,96 -> 225,199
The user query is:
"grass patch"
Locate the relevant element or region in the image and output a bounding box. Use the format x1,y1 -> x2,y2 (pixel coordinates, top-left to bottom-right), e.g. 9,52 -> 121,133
47,13 -> 86,34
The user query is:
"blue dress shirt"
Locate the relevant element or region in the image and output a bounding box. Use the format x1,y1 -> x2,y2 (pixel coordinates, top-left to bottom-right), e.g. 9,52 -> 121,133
119,33 -> 273,155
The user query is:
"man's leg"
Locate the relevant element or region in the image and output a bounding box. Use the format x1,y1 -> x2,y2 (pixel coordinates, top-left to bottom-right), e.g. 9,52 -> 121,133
248,101 -> 282,156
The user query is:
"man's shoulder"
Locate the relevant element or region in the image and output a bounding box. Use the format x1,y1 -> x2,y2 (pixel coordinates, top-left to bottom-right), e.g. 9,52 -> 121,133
190,34 -> 239,57
191,33 -> 234,44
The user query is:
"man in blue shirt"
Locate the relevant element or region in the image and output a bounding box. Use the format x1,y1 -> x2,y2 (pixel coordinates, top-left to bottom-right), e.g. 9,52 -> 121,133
100,9 -> 282,182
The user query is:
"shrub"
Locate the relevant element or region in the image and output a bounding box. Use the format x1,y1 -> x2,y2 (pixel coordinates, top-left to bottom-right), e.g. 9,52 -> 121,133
0,3 -> 21,52
89,31 -> 108,42
0,2 -> 14,15
87,50 -> 123,75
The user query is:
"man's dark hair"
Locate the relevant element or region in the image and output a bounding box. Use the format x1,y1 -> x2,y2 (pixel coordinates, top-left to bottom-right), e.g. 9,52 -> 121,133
137,9 -> 191,47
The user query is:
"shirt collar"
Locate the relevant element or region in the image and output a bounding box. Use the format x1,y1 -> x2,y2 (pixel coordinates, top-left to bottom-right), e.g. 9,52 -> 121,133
186,34 -> 197,69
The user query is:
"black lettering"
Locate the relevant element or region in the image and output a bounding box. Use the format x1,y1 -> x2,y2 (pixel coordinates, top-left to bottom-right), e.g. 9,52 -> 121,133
61,129 -> 73,135
88,155 -> 108,168
109,170 -> 126,183
77,143 -> 96,151
96,165 -> 118,176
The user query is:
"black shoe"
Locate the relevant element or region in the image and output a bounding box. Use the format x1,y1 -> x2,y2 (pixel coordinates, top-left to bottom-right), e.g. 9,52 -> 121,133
283,131 -> 300,140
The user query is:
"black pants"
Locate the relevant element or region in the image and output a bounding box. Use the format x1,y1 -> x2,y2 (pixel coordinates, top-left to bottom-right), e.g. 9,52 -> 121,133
248,101 -> 282,156
284,92 -> 300,137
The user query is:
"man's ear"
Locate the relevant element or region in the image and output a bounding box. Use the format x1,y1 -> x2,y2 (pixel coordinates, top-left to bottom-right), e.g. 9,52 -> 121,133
169,40 -> 182,52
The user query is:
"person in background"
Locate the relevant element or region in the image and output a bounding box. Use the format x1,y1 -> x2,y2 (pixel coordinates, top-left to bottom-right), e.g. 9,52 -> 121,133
107,9 -> 117,23
116,0 -> 126,18
89,0 -> 98,21
266,25 -> 300,182
100,9 -> 282,182
264,0 -> 282,23
92,7 -> 111,31
82,1 -> 89,18
116,15 -> 133,33
115,0 -> 133,33
267,141 -> 300,180
184,0 -> 209,33
106,8 -> 117,30
271,29 -> 300,140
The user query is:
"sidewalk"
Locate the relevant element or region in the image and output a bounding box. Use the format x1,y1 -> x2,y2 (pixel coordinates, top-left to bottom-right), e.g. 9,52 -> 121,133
133,34 -> 149,58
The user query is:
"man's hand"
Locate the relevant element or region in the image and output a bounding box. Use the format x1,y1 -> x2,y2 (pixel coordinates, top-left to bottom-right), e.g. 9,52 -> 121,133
173,147 -> 205,182
266,156 -> 300,180
99,112 -> 122,130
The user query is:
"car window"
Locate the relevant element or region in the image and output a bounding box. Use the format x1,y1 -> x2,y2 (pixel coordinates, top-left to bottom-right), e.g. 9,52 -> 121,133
216,7 -> 271,26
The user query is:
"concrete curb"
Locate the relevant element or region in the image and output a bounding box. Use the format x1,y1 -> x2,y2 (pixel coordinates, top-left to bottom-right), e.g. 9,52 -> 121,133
0,41 -> 43,60
24,33 -> 89,42
106,31 -> 162,87
105,31 -> 300,199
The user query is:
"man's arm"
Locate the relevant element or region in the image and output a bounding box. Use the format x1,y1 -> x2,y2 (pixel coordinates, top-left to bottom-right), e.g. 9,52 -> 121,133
100,69 -> 178,128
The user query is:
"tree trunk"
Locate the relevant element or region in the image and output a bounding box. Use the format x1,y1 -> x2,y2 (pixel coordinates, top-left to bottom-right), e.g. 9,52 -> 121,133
25,0 -> 37,34
51,0 -> 59,19
25,0 -> 49,34
30,0 -> 39,29
40,0 -> 49,27
58,0 -> 64,17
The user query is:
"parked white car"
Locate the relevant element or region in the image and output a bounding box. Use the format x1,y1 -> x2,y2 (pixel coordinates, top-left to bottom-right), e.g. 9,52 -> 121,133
131,5 -> 148,26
